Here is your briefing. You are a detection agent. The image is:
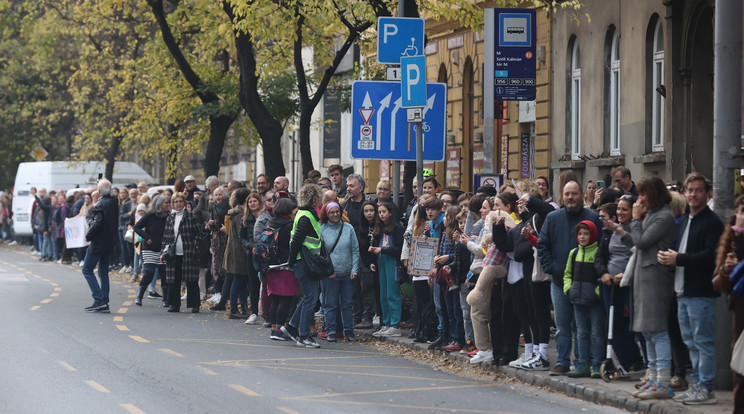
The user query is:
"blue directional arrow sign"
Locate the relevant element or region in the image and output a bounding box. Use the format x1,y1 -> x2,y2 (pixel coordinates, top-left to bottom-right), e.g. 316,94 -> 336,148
351,81 -> 446,161
401,55 -> 427,108
377,17 -> 425,65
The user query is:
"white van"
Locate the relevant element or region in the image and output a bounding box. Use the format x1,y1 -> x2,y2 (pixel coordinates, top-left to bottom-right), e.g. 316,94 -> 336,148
12,161 -> 156,237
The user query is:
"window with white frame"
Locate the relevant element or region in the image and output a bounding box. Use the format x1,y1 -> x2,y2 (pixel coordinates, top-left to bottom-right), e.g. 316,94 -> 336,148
571,43 -> 581,160
652,21 -> 664,151
610,32 -> 621,156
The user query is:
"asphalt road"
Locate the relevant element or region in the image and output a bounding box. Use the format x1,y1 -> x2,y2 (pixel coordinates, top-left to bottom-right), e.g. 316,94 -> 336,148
0,246 -> 627,414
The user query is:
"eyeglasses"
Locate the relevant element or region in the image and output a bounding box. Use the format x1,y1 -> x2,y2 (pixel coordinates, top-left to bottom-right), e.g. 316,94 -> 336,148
173,200 -> 185,204
328,210 -> 341,215
442,200 -> 452,205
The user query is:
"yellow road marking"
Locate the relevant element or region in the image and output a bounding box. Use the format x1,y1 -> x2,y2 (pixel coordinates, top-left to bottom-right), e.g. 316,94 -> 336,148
129,335 -> 150,343
33,275 -> 41,278
117,308 -> 128,314
250,363 -> 424,370
227,364 -> 469,383
123,301 -> 133,306
113,316 -> 124,322
30,306 -> 40,311
196,365 -> 218,376
42,279 -> 50,282
289,398 -> 518,413
120,404 -> 146,414
85,380 -> 111,393
158,348 -> 184,358
286,383 -> 498,400
54,287 -> 62,291
50,293 -> 59,297
41,299 -> 52,303
128,289 -> 136,294
59,361 -> 77,371
277,407 -> 302,414
128,295 -> 136,299
116,325 -> 130,331
50,282 -> 58,286
25,271 -> 33,274
228,384 -> 261,397
17,267 -> 25,271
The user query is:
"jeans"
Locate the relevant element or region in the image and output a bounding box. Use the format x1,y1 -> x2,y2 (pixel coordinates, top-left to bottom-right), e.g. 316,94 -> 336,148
324,274 -> 354,334
551,282 -> 575,367
229,273 -> 249,314
459,282 -> 474,342
573,303 -> 605,371
444,288 -> 464,343
133,250 -> 142,274
149,267 -> 160,292
678,296 -> 717,391
432,282 -> 445,330
33,232 -> 41,252
42,233 -> 53,258
643,330 -> 672,374
118,230 -> 132,267
289,261 -> 320,337
82,246 -> 112,304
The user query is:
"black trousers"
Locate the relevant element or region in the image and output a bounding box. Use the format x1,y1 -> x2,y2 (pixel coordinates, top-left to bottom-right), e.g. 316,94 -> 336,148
269,295 -> 296,326
490,279 -> 520,361
353,267 -> 377,323
167,256 -> 199,309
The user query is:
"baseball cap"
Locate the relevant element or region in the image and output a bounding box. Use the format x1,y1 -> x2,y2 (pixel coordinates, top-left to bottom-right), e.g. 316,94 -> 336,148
184,175 -> 196,182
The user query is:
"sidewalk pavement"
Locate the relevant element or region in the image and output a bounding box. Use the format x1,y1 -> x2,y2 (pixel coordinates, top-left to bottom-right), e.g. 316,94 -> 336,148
358,328 -> 734,414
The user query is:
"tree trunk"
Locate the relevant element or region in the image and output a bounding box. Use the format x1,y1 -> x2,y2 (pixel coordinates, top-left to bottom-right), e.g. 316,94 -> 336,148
203,114 -> 234,178
298,108 -> 314,178
223,1 -> 286,181
104,134 -> 122,182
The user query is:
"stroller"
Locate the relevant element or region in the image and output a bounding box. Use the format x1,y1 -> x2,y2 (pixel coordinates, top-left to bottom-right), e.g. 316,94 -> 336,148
600,283 -> 629,382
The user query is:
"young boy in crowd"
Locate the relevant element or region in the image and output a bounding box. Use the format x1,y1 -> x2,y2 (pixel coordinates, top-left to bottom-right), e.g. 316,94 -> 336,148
563,220 -> 605,378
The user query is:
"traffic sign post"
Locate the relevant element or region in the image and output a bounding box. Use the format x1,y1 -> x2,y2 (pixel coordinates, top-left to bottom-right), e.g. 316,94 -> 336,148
351,81 -> 446,161
487,8 -> 537,101
400,55 -> 427,108
377,17 -> 425,64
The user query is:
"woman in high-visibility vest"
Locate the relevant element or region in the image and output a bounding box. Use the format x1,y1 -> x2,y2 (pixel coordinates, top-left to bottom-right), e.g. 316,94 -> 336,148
281,184 -> 325,348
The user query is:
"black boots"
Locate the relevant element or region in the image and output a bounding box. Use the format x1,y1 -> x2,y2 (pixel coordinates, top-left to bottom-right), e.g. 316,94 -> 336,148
135,286 -> 147,306
427,330 -> 448,350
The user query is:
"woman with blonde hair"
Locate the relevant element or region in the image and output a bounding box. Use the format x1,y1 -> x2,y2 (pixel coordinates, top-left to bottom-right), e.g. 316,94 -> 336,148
162,192 -> 203,313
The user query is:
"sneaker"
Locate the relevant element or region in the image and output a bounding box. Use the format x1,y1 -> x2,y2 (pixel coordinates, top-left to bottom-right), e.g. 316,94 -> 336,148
638,382 -> 674,400
317,332 -> 328,339
8,240 -> 16,245
635,369 -> 651,389
591,371 -> 601,379
670,375 -> 689,391
55,259 -> 62,264
314,310 -> 324,317
262,320 -> 272,328
326,333 -> 337,343
460,340 -> 475,354
245,314 -> 259,325
631,379 -> 655,398
298,336 -> 320,348
568,363 -> 591,378
382,327 -> 401,337
521,354 -> 550,371
180,293 -> 187,300
683,387 -> 718,405
78,261 -> 85,267
372,326 -> 389,337
281,324 -> 299,342
85,302 -> 108,312
229,313 -> 248,319
372,315 -> 380,326
550,364 -> 570,376
345,333 -> 357,342
442,342 -> 463,352
148,291 -> 162,299
508,352 -> 532,369
470,350 -> 494,364
134,298 -> 142,306
674,383 -> 700,403
354,320 -> 374,329
207,293 -> 221,303
270,328 -> 289,341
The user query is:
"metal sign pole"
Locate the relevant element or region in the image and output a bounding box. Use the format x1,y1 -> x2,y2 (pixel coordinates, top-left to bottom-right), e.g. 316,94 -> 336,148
416,122 -> 423,198
393,0 -> 403,207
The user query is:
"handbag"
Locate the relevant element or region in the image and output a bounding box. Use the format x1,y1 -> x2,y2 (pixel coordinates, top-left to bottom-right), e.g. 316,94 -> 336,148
531,215 -> 550,282
160,226 -> 180,263
732,330 -> 744,376
124,227 -> 135,243
302,224 -> 343,281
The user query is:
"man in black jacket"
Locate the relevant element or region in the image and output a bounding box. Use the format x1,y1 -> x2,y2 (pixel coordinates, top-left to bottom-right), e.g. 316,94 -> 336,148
82,179 -> 119,313
658,172 -> 723,404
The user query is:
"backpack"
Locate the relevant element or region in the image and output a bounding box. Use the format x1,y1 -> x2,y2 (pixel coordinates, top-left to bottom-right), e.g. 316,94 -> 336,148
252,223 -> 289,272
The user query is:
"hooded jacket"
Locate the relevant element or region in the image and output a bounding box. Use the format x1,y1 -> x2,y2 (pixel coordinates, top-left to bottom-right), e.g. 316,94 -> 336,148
563,220 -> 601,306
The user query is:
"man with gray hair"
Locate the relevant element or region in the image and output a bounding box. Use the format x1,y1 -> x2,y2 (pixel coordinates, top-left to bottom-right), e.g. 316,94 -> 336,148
82,179 -> 119,313
342,174 -> 368,231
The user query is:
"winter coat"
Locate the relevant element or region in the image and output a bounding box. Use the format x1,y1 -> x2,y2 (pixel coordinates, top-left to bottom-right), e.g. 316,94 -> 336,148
133,212 -> 168,252
536,205 -> 601,287
119,198 -> 132,231
223,206 -> 250,275
621,205 -> 676,332
253,209 -> 272,241
563,220 -> 601,306
674,206 -> 724,298
357,220 -> 377,269
162,210 -> 202,283
321,220 -> 360,277
86,194 -> 119,255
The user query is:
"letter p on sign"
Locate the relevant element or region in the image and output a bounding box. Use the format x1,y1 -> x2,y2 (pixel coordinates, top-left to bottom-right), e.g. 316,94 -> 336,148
401,55 -> 426,108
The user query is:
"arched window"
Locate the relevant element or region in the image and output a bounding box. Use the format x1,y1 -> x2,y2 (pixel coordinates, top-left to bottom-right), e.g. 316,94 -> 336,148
610,31 -> 621,155
651,20 -> 664,151
570,42 -> 581,160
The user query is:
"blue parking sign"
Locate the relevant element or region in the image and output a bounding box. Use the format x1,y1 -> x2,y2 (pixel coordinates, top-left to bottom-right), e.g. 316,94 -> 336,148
401,55 -> 427,108
377,17 -> 425,65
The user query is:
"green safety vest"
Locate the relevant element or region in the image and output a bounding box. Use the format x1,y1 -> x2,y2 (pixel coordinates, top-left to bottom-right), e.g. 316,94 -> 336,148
292,209 -> 322,260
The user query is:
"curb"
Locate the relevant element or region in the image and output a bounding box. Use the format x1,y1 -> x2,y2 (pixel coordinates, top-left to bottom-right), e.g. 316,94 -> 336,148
362,332 -> 700,414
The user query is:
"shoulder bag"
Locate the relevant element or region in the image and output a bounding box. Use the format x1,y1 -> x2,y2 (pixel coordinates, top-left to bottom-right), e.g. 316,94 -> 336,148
302,224 -> 343,281
160,224 -> 180,263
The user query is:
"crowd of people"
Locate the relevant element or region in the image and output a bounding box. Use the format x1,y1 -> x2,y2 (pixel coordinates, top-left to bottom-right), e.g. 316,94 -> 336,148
10,164 -> 744,409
